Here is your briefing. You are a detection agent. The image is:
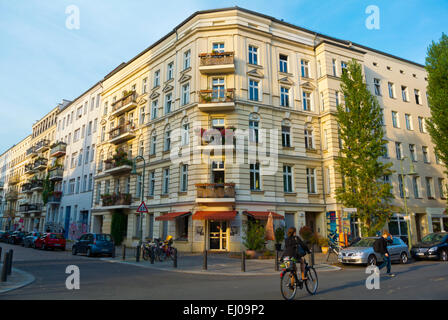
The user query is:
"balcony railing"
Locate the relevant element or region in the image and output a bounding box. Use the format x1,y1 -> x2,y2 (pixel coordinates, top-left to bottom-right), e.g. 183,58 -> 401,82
21,183 -> 32,193
49,167 -> 64,181
101,193 -> 132,207
199,52 -> 234,67
33,158 -> 48,171
26,146 -> 37,157
25,164 -> 35,174
198,89 -> 235,112
48,191 -> 62,204
30,179 -> 44,191
111,92 -> 137,116
35,139 -> 50,152
109,123 -> 136,144
18,203 -> 42,213
50,142 -> 67,158
196,183 -> 235,199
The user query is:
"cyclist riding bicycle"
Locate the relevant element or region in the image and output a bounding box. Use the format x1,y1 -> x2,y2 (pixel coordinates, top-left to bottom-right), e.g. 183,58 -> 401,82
282,227 -> 311,281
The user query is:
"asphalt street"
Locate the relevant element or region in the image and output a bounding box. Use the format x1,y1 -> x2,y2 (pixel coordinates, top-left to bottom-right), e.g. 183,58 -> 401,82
1,243 -> 447,300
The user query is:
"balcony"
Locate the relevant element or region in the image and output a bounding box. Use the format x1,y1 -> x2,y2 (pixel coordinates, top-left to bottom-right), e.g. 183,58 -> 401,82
47,191 -> 62,204
5,190 -> 18,201
30,179 -> 44,192
199,52 -> 235,74
9,175 -> 20,185
18,203 -> 42,214
195,127 -> 236,150
25,164 -> 35,175
21,183 -> 32,194
104,161 -> 132,176
111,91 -> 137,117
101,193 -> 132,208
26,146 -> 37,158
49,167 -> 64,181
33,158 -> 48,171
109,123 -> 136,145
50,142 -> 67,158
198,89 -> 235,112
35,139 -> 50,153
195,183 -> 236,203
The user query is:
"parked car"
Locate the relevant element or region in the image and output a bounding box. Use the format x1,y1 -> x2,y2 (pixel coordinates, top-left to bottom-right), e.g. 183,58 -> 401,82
411,232 -> 448,261
8,231 -> 26,245
72,233 -> 115,257
34,233 -> 66,250
0,230 -> 12,242
338,237 -> 409,265
23,232 -> 42,248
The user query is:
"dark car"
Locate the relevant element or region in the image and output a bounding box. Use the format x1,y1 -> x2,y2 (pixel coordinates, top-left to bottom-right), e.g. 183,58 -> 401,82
72,233 -> 115,257
8,231 -> 26,245
0,231 -> 12,242
411,232 -> 448,261
23,232 -> 42,248
34,233 -> 66,250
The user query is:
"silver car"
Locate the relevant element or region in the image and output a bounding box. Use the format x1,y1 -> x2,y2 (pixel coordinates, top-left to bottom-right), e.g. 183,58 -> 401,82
338,237 -> 410,265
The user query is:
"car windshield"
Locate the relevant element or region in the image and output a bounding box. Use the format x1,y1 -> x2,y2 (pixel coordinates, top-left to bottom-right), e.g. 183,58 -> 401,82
96,234 -> 112,242
50,234 -> 65,240
350,238 -> 377,247
421,233 -> 447,244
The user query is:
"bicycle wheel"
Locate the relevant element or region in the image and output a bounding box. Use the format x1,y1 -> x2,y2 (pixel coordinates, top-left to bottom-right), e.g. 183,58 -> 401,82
280,271 -> 297,301
305,267 -> 318,295
142,248 -> 149,261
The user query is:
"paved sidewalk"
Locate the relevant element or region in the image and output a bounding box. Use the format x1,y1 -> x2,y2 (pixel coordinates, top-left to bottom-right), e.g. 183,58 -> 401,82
0,266 -> 35,294
101,251 -> 341,276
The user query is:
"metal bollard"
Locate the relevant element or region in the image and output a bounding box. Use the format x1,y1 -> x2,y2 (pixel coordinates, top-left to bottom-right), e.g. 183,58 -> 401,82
112,246 -> 116,258
7,249 -> 13,275
203,250 -> 207,270
275,250 -> 279,271
173,248 -> 177,268
122,245 -> 126,261
1,251 -> 9,282
136,243 -> 140,262
241,251 -> 246,272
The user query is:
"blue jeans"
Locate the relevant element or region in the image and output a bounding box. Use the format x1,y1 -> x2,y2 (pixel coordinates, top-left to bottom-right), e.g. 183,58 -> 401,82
378,254 -> 391,274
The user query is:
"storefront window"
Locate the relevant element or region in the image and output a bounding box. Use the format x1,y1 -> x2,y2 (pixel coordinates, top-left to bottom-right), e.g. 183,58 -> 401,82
432,218 -> 442,233
388,215 -> 408,244
176,216 -> 189,241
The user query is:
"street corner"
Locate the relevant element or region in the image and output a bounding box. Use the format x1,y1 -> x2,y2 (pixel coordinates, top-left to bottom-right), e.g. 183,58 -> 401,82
0,267 -> 35,294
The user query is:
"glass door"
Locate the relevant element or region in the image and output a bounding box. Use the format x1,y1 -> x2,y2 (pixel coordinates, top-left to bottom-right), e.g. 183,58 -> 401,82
209,221 -> 228,251
212,78 -> 225,102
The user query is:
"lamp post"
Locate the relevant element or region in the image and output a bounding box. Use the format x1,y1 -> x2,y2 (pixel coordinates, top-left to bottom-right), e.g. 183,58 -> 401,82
131,155 -> 146,260
399,156 -> 417,251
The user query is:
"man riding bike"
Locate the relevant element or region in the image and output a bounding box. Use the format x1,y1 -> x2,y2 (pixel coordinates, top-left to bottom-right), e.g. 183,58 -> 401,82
282,227 -> 311,281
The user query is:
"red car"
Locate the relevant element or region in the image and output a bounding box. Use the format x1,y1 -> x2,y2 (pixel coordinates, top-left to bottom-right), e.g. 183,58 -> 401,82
34,233 -> 66,251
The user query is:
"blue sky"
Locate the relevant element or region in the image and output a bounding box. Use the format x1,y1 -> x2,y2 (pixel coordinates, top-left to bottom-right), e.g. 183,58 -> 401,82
0,0 -> 446,153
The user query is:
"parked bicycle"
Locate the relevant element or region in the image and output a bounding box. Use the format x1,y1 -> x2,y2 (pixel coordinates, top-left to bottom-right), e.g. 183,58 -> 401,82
326,231 -> 341,261
280,254 -> 318,300
141,236 -> 175,262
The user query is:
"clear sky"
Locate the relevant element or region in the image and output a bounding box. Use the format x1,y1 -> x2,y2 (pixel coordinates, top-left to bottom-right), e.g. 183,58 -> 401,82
0,0 -> 446,153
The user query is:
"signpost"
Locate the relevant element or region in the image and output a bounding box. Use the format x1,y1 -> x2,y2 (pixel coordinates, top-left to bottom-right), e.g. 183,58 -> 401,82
137,201 -> 148,214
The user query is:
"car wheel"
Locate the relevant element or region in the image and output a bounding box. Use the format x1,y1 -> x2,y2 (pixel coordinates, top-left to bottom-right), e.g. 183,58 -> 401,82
72,246 -> 77,255
87,248 -> 92,257
440,250 -> 448,262
367,255 -> 377,266
400,252 -> 408,264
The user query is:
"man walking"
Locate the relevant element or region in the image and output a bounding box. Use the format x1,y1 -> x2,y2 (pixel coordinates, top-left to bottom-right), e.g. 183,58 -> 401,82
375,231 -> 395,277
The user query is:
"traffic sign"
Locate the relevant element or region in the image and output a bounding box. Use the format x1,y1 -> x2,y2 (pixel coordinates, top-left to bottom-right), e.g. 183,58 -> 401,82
136,201 -> 148,213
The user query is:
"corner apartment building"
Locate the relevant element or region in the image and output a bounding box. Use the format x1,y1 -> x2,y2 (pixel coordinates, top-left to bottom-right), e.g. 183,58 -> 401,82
51,83 -> 102,240
88,7 -> 447,251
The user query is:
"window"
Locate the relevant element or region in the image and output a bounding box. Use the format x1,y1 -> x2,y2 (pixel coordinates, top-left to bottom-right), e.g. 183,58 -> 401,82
181,120 -> 189,146
302,91 -> 311,111
373,78 -> 381,95
148,171 -> 155,196
392,111 -> 399,128
83,175 -> 88,192
96,94 -> 100,108
413,176 -> 420,198
81,125 -> 85,139
249,79 -> 259,101
93,118 -> 98,133
90,97 -> 95,111
74,129 -> 80,142
139,140 -> 144,156
69,179 -> 75,194
183,50 -> 191,70
317,60 -> 322,78
250,162 -> 260,191
301,59 -> 310,78
248,45 -> 258,65
142,77 -> 148,94
151,100 -> 158,120
438,178 -> 446,199
154,70 -> 160,88
395,142 -> 402,160
409,144 -> 417,162
404,114 -> 412,130
418,117 -> 425,133
280,87 -> 289,107
76,177 -> 81,194
85,146 -> 90,164
87,121 -> 92,136
379,109 -> 385,125
150,131 -> 157,155
212,43 -> 224,53
426,177 -> 434,198
139,106 -> 146,125
340,61 -> 347,74
325,167 -> 331,194
335,91 -> 339,106
332,59 -> 337,76
212,78 -> 225,101
165,93 -> 172,114
304,128 -> 314,149
306,168 -> 317,194
136,174 -> 142,198
162,168 -> 170,194
435,152 -> 441,164
414,89 -> 421,104
180,164 -> 188,192
323,129 -> 328,150
281,123 -> 291,147
422,146 -> 429,163
249,114 -> 259,143
381,142 -> 389,158
77,106 -> 83,119
181,83 -> 190,105
279,54 -> 288,73
401,86 -> 408,102
388,82 -> 395,98
103,102 -> 108,116
167,62 -> 174,80
88,174 -> 93,191
96,182 -> 101,204
383,175 -> 391,186
101,126 -> 106,142
78,150 -> 83,166
283,165 -> 293,193
398,174 -> 405,198
71,152 -> 77,168
164,127 -> 171,151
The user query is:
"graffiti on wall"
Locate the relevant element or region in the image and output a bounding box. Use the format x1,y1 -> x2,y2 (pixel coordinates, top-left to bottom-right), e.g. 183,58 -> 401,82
69,222 -> 88,240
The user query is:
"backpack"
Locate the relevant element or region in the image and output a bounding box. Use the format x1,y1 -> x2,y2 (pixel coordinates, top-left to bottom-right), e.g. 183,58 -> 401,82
373,238 -> 382,253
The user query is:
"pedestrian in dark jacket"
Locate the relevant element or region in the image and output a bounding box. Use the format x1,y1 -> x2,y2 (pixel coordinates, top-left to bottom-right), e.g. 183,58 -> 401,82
377,230 -> 395,277
282,227 -> 311,280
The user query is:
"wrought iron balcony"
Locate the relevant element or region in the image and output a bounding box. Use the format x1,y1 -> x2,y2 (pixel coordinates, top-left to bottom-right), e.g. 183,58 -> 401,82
30,179 -> 44,192
199,52 -> 235,74
49,167 -> 64,181
198,89 -> 235,112
111,91 -> 137,117
24,164 -> 35,174
109,123 -> 136,145
33,158 -> 48,171
195,183 -> 235,203
18,203 -> 42,213
26,146 -> 37,157
35,139 -> 50,152
101,193 -> 132,207
48,191 -> 62,204
21,183 -> 32,193
50,142 -> 67,158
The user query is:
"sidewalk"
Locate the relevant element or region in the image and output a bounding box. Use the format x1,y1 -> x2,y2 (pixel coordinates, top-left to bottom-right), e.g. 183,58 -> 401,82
0,266 -> 35,294
101,250 -> 341,276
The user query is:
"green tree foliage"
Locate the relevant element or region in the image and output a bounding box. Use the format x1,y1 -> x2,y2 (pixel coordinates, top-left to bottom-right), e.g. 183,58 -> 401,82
111,209 -> 127,245
425,33 -> 448,205
242,220 -> 265,250
335,60 -> 394,236
42,174 -> 53,205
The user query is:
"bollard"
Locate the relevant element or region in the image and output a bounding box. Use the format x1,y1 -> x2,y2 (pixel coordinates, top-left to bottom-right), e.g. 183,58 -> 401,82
203,250 -> 207,270
1,251 -> 9,282
7,249 -> 13,275
122,245 -> 126,261
173,248 -> 177,268
275,250 -> 279,271
136,243 -> 140,262
241,251 -> 246,272
311,248 -> 315,267
112,246 -> 116,258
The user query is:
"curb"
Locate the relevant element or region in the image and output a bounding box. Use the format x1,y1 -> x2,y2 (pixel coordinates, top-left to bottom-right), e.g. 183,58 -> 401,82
0,268 -> 35,294
100,258 -> 341,276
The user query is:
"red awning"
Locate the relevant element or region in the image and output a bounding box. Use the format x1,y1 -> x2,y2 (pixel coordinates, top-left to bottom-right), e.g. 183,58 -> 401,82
155,211 -> 191,221
192,211 -> 237,220
243,211 -> 284,220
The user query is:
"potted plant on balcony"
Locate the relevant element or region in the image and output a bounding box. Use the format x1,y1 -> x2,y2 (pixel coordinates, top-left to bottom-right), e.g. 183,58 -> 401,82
201,94 -> 212,103
242,220 -> 265,259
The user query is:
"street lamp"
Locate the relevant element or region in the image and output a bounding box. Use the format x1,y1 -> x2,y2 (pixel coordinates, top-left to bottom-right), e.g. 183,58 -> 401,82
131,155 -> 146,261
399,156 -> 417,250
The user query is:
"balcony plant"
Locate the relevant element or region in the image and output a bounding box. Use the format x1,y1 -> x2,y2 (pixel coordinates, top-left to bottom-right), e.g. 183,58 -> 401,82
242,220 -> 265,258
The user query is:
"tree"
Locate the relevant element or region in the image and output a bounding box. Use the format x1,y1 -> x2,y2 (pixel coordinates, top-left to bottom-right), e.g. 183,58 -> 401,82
111,209 -> 127,245
335,60 -> 394,236
425,33 -> 448,204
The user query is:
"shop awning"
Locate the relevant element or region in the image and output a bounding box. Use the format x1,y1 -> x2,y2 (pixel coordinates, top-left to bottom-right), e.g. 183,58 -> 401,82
243,211 -> 284,220
155,211 -> 191,221
192,210 -> 237,220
